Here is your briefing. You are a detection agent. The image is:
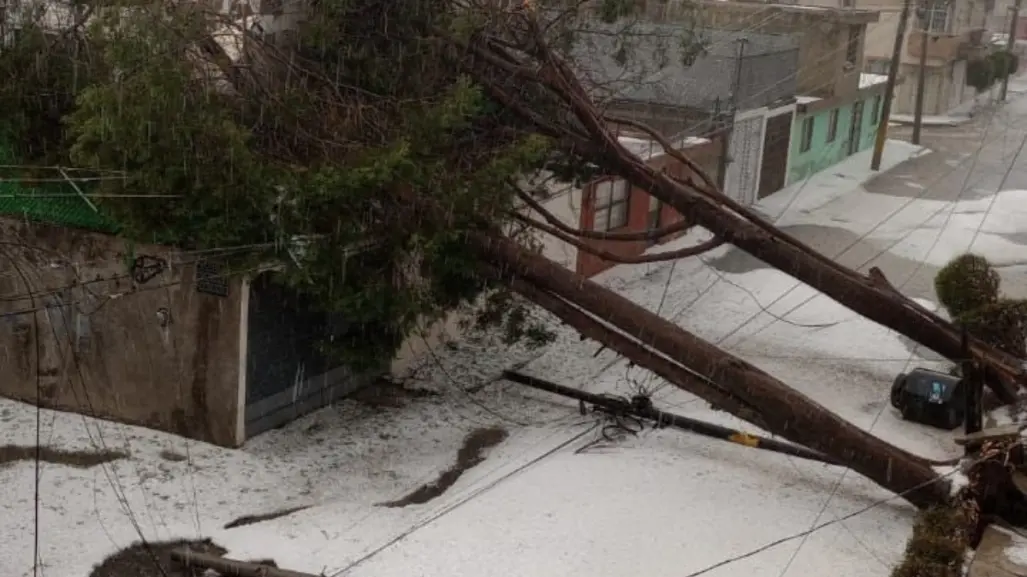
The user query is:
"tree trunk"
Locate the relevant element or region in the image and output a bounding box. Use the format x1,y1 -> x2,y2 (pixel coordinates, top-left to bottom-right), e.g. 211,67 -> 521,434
595,151 -> 1023,404
480,233 -> 951,507
462,43 -> 1022,401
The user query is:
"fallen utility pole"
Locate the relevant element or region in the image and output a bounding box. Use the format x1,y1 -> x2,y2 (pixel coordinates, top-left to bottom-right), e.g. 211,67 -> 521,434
872,0 -> 914,169
502,370 -> 841,467
169,549 -> 318,577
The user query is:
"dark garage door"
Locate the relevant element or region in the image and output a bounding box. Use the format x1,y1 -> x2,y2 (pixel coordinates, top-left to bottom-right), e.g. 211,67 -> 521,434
243,272 -> 374,438
758,111 -> 793,199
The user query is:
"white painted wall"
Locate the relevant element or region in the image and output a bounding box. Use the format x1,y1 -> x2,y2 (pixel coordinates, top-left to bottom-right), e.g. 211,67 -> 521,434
726,106 -> 769,206
529,185 -> 583,272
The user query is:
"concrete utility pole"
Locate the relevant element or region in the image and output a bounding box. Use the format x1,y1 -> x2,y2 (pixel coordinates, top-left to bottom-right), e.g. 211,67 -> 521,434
1000,0 -> 1023,102
872,0 -> 915,170
717,37 -> 748,192
911,1 -> 933,145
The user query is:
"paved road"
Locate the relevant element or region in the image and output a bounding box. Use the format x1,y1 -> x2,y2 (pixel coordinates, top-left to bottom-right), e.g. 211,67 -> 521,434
708,86 -> 1027,303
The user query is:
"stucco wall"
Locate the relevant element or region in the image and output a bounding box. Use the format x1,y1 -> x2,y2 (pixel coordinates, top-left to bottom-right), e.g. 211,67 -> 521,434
676,2 -> 875,99
0,218 -> 244,446
787,93 -> 883,184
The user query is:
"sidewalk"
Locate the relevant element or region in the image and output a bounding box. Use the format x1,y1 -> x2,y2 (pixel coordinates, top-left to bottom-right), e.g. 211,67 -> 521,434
890,85 -> 999,128
753,139 -> 928,224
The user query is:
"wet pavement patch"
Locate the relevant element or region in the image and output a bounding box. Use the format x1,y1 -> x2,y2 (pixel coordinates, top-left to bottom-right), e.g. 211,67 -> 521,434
379,426 -> 509,508
0,445 -> 127,468
223,505 -> 311,529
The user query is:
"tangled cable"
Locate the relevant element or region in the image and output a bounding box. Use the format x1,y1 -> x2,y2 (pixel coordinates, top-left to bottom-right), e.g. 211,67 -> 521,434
574,393 -> 665,453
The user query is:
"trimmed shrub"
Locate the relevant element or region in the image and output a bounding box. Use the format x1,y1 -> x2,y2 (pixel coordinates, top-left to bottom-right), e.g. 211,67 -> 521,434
967,58 -> 996,92
935,254 -> 1000,318
990,51 -> 1016,81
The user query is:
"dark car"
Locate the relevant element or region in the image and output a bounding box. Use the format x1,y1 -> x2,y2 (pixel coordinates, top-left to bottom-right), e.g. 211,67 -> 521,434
890,368 -> 964,430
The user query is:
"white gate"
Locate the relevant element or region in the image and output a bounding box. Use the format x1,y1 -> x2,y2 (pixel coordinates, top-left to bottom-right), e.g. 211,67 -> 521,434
725,115 -> 765,206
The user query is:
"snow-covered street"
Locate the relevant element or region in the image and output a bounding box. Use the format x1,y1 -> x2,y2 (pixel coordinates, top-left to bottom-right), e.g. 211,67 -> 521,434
7,91 -> 1027,577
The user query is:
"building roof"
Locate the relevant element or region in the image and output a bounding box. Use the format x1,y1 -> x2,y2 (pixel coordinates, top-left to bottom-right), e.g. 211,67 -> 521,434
697,0 -> 880,24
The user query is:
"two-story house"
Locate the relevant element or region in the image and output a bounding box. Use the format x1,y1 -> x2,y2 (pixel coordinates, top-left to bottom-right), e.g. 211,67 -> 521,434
806,0 -> 992,116
649,1 -> 886,188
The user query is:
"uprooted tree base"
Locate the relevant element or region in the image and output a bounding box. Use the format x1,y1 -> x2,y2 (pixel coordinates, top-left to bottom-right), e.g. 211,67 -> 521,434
893,439 -> 1027,577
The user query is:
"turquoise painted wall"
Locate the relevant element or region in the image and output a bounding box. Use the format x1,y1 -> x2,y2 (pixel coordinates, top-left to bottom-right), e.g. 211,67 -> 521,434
786,94 -> 883,185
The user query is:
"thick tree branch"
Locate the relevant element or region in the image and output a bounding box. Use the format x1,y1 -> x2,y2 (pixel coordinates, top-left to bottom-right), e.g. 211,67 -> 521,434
459,22 -> 1027,400
500,272 -> 767,427
604,114 -> 720,194
475,230 -> 952,507
512,212 -> 724,264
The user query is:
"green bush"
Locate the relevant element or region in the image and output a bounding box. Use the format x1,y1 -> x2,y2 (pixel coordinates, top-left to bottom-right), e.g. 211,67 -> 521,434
957,298 -> 1027,357
934,254 -> 1027,358
935,254 -> 1000,318
967,58 -> 996,91
990,51 -> 1017,81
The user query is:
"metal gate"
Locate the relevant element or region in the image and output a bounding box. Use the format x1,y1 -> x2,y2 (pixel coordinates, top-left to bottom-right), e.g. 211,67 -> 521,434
726,115 -> 764,206
243,272 -> 372,438
758,111 -> 793,199
848,101 -> 864,156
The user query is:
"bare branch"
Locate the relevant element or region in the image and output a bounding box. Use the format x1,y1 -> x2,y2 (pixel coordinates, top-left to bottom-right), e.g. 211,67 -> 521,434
511,212 -> 724,264
511,184 -> 691,241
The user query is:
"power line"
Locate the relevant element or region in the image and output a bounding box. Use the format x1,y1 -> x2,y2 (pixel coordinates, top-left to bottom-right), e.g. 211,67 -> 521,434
680,458 -> 988,577
719,98 -> 1021,353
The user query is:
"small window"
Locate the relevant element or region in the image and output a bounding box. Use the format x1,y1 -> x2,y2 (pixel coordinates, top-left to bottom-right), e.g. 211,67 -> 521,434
826,109 -> 840,142
845,24 -> 861,65
647,194 -> 662,242
799,116 -> 815,153
593,179 -> 630,232
870,95 -> 882,124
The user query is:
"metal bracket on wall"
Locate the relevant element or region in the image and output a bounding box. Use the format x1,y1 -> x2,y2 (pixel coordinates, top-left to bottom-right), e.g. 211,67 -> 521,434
195,261 -> 229,297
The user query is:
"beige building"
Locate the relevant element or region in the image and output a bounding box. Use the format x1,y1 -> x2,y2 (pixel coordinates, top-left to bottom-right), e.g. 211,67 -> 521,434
801,0 -> 991,115
0,211 -> 384,446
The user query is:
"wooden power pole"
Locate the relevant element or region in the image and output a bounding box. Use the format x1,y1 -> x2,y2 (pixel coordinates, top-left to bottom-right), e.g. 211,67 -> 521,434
1000,0 -> 1023,102
911,1 -> 932,145
872,0 -> 915,170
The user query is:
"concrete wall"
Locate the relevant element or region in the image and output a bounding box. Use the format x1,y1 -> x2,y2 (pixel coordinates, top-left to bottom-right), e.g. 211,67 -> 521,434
667,1 -> 878,99
892,59 -> 974,115
787,92 -> 883,184
0,218 -> 244,446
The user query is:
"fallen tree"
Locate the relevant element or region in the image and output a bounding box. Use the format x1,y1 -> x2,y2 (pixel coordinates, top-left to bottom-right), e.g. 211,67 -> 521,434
450,17 -> 1024,403
7,0 -> 1025,525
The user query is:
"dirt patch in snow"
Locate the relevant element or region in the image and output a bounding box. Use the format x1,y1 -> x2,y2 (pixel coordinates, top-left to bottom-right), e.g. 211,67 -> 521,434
379,426 -> 508,507
224,505 -> 311,529
346,377 -> 440,409
0,444 -> 127,468
88,538 -> 226,577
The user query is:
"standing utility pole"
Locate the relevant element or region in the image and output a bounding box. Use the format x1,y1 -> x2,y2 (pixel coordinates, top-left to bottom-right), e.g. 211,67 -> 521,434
911,1 -> 932,145
1000,0 -> 1023,102
961,328 -> 983,455
872,0 -> 915,170
717,38 -> 748,192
